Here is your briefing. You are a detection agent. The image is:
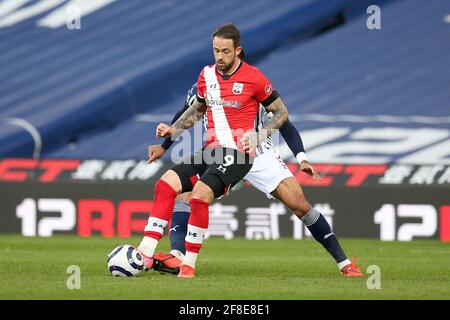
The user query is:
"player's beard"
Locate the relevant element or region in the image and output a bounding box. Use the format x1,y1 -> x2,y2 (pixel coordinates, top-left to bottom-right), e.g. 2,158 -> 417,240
217,56 -> 235,73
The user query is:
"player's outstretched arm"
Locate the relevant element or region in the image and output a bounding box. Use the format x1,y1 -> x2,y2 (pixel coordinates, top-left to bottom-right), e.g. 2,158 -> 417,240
279,118 -> 306,159
279,118 -> 321,181
280,119 -> 322,181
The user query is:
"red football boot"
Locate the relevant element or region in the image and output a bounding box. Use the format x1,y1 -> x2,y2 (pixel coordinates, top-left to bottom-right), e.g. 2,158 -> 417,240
341,256 -> 364,277
177,264 -> 196,278
153,251 -> 182,275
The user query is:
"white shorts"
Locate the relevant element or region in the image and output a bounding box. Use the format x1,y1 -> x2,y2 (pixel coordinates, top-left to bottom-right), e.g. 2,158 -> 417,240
243,147 -> 293,198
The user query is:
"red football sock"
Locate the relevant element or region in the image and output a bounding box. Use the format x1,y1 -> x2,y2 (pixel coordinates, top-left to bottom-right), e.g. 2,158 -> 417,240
143,179 -> 177,240
185,198 -> 209,253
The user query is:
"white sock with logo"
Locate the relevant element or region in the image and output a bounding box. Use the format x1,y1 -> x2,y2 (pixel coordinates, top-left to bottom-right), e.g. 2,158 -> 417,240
138,217 -> 169,257
183,224 -> 207,268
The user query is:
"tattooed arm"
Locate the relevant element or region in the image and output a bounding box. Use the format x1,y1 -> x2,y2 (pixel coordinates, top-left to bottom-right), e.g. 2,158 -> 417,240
261,97 -> 288,137
172,98 -> 207,130
240,97 -> 288,152
156,98 -> 207,138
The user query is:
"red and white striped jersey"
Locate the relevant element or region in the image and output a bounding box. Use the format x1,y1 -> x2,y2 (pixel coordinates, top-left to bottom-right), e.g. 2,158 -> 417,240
197,60 -> 274,153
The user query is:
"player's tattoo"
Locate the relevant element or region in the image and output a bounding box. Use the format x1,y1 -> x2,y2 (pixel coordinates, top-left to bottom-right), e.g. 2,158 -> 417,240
172,98 -> 207,130
263,97 -> 288,137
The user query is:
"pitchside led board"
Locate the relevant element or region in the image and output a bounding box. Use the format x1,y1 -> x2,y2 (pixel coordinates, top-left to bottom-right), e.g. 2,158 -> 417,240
0,158 -> 449,241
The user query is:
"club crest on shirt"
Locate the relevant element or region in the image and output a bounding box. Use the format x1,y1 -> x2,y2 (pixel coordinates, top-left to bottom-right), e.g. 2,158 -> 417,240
232,82 -> 244,95
264,84 -> 273,95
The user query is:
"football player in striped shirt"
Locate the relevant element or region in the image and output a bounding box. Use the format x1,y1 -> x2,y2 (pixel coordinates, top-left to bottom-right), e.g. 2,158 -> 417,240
147,83 -> 363,278
138,23 -> 363,278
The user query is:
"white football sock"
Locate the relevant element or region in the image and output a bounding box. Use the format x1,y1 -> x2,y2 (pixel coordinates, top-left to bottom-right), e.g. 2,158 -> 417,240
137,237 -> 158,257
169,249 -> 185,260
337,259 -> 351,270
183,251 -> 198,268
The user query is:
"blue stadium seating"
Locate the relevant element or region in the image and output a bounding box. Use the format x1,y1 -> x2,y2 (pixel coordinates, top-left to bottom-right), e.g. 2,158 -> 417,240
1,0 -> 449,163
0,0 -> 357,158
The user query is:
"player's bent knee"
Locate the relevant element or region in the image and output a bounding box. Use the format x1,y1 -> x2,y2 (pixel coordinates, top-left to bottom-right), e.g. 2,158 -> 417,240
176,192 -> 192,202
191,181 -> 216,203
199,174 -> 227,200
160,170 -> 183,194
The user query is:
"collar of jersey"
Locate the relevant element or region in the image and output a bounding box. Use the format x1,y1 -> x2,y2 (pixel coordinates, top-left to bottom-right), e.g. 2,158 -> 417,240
217,59 -> 243,80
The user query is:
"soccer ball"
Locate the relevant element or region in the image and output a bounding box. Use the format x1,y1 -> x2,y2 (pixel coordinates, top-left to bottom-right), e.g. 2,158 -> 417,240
107,244 -> 144,277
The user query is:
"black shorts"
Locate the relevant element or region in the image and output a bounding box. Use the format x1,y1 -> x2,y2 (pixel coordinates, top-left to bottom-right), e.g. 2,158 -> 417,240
171,147 -> 253,198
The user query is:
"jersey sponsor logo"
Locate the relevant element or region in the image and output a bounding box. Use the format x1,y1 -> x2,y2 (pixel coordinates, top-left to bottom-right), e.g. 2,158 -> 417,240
232,82 -> 244,95
205,92 -> 242,109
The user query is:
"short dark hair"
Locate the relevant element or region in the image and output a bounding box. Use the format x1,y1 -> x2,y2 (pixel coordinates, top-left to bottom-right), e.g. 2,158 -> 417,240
212,23 -> 241,49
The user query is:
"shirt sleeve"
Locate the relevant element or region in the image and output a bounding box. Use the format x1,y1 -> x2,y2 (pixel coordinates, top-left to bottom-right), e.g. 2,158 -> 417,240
253,68 -> 275,103
196,68 -> 206,102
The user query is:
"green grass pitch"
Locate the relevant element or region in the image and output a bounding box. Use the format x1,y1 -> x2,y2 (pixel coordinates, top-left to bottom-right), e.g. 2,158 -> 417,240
0,235 -> 449,300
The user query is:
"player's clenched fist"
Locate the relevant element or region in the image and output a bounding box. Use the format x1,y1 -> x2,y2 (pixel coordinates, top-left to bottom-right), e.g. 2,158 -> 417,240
240,131 -> 257,153
240,129 -> 268,153
156,123 -> 174,138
